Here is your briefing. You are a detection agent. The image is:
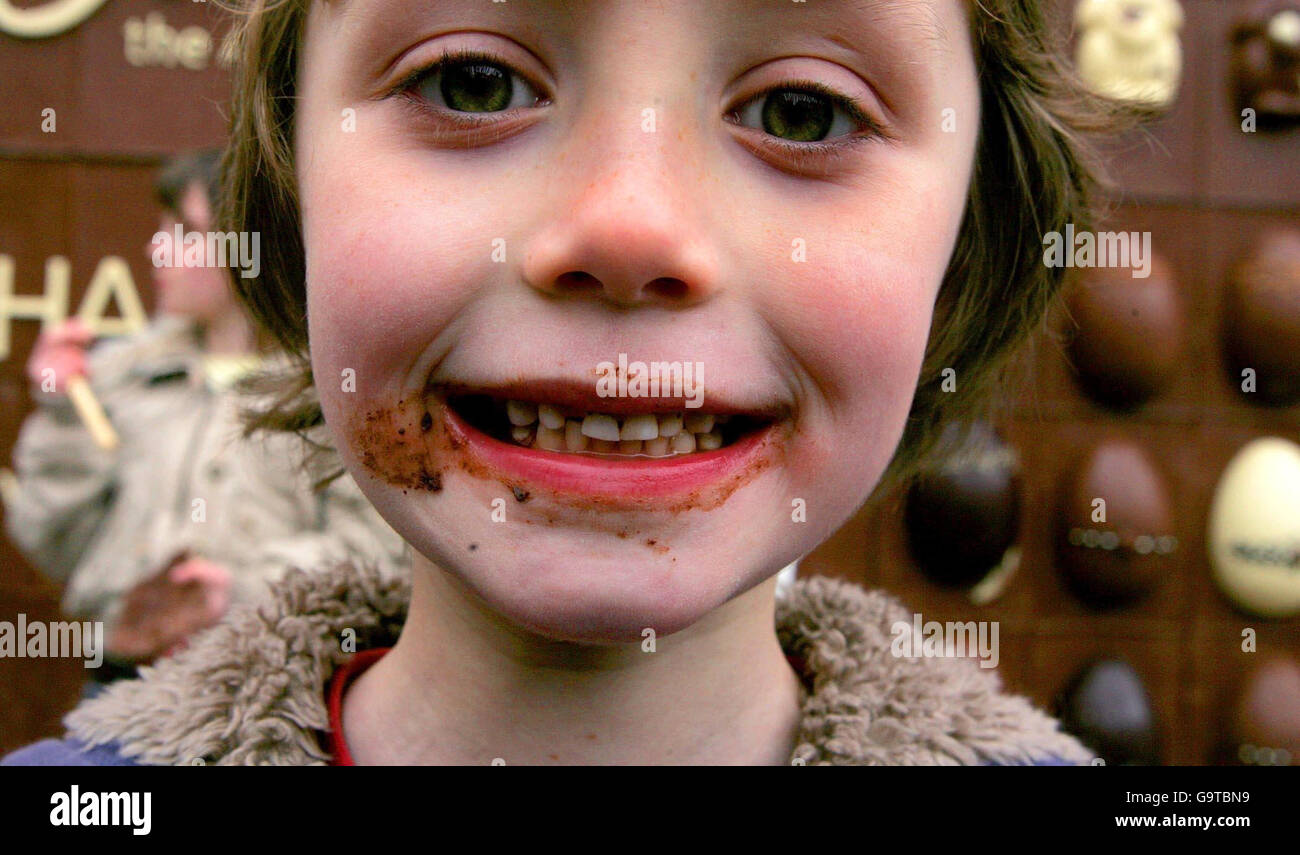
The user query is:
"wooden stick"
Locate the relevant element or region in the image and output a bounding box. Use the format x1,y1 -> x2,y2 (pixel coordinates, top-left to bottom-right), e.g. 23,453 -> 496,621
0,467 -> 18,508
65,375 -> 119,451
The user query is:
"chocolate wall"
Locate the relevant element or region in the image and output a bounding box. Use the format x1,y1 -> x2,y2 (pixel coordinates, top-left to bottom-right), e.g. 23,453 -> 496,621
1,1 -> 1297,762
0,0 -> 227,753
802,1 -> 1300,765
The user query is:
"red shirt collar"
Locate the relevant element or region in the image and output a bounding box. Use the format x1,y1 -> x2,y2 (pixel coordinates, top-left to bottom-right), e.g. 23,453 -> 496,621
326,648 -> 391,766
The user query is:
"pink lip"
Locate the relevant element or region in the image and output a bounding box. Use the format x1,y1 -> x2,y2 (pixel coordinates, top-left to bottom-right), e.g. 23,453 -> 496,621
437,394 -> 782,504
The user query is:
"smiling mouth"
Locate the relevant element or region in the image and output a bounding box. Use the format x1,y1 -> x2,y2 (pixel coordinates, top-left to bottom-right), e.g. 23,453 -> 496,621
445,394 -> 771,458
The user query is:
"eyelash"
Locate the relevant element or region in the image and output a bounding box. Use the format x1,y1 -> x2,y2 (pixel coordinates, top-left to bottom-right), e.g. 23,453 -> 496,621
393,47 -> 550,129
728,79 -> 886,158
392,48 -> 884,155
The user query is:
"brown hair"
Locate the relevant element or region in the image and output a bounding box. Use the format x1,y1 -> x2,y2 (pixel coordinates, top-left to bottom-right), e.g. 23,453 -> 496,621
217,0 -> 1143,492
156,148 -> 225,216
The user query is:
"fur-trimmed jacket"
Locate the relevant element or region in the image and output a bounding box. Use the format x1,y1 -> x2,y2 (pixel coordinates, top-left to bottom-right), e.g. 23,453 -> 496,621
3,563 -> 1093,765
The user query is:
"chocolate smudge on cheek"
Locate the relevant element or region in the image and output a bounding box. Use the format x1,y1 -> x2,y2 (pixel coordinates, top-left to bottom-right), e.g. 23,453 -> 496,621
349,396 -> 446,493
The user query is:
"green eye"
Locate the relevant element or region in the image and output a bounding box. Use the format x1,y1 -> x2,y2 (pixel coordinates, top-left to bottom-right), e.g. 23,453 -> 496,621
411,51 -> 545,114
732,85 -> 864,143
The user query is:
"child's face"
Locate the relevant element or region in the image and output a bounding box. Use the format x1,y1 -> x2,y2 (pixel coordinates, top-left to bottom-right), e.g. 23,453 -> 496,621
295,0 -> 979,641
152,184 -> 236,322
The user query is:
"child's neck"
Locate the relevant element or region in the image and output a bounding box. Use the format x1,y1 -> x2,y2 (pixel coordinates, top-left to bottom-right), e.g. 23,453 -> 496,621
340,553 -> 804,765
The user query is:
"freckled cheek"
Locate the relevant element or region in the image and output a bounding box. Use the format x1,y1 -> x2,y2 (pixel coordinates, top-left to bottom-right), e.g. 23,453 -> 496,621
778,248 -> 940,425
302,197 -> 489,382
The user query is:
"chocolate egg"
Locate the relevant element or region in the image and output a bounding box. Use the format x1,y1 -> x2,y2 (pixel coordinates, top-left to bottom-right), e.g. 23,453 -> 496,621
1224,229 -> 1300,406
1057,658 -> 1160,765
1231,3 -> 1300,127
1065,254 -> 1185,408
1208,436 -> 1300,618
904,422 -> 1020,587
1230,655 -> 1300,766
1056,440 -> 1176,605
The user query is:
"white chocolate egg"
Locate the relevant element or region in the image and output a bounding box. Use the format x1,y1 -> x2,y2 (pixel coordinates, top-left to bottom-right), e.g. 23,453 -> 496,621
1208,437 -> 1300,618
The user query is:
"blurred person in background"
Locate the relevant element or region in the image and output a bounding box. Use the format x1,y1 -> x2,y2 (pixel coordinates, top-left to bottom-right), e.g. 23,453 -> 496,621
3,150 -> 406,688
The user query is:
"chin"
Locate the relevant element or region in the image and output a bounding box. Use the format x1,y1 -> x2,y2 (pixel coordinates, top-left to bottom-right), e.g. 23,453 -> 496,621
323,379 -> 826,642
360,450 -> 805,644
449,551 -> 740,644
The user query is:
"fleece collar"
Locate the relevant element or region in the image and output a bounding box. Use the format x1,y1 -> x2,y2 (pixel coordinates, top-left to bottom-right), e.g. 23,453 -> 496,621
65,563 -> 1090,765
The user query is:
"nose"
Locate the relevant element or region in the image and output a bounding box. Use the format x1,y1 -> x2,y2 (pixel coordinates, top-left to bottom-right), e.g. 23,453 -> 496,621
521,130 -> 721,309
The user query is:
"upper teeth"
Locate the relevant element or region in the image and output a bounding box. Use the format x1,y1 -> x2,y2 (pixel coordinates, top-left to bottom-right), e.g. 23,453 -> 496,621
538,404 -> 565,430
507,400 -> 538,426
657,414 -> 683,437
581,414 -> 620,442
620,414 -> 659,441
684,412 -> 714,434
505,399 -> 728,453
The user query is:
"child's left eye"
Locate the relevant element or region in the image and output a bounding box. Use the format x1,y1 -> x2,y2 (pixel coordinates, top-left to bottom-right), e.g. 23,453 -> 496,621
725,82 -> 881,146
403,49 -> 549,115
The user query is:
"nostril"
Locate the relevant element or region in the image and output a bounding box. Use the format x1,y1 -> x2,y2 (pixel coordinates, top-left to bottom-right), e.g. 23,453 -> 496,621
552,272 -> 691,301
646,278 -> 689,300
555,271 -> 601,292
